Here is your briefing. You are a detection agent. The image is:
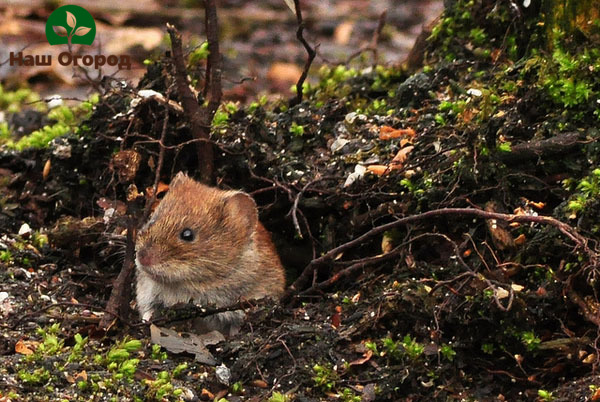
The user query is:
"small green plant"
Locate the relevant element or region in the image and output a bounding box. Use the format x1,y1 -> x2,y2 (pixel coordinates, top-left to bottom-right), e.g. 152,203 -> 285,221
538,389 -> 554,401
18,368 -> 51,385
365,340 -> 379,355
0,249 -> 12,263
0,84 -> 40,113
188,41 -> 209,66
521,331 -> 541,351
469,27 -> 487,46
401,335 -> 425,360
312,363 -> 338,392
440,344 -> 456,361
68,333 -> 88,362
231,381 -> 244,394
268,392 -> 291,402
340,387 -> 362,402
497,142 -> 511,152
481,343 -> 495,354
172,362 -> 188,378
212,109 -> 229,128
34,323 -> 64,357
289,121 -> 305,136
150,344 -> 168,361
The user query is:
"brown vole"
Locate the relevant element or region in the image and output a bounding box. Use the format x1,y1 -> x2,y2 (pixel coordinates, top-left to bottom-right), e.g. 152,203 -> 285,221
135,172 -> 285,334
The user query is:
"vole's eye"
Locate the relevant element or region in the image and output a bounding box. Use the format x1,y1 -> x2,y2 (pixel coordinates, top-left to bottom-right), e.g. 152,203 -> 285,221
180,228 -> 195,242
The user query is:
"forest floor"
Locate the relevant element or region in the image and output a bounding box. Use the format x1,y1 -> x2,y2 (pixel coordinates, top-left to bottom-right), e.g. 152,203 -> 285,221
2,0 -> 600,401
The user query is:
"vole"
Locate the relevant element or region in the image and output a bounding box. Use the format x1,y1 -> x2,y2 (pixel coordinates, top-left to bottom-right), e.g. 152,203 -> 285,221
135,172 -> 285,334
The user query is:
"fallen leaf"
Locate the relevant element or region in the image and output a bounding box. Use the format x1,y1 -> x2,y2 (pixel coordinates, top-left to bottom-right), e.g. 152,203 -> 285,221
514,233 -> 526,246
150,324 -> 224,365
485,201 -> 515,250
366,165 -> 390,176
251,379 -> 268,388
201,388 -> 215,399
390,146 -> 414,169
381,232 -> 394,253
334,21 -> 354,45
145,182 -> 170,199
348,350 -> 373,366
529,201 -> 545,209
43,159 -> 51,181
379,126 -> 416,140
267,62 -> 302,87
15,339 -> 35,355
75,370 -> 87,382
111,150 -> 141,183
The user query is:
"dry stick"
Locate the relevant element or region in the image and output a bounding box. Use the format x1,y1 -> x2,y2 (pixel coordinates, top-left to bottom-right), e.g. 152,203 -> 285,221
99,217 -> 136,329
289,176 -> 337,238
282,207 -> 597,303
202,0 -> 223,118
342,10 -> 387,66
142,108 -> 170,223
166,24 -> 215,184
101,107 -> 170,329
290,0 -> 317,107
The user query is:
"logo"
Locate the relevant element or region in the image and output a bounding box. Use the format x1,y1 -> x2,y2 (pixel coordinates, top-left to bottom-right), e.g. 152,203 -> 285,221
45,5 -> 96,46
10,4 -> 130,70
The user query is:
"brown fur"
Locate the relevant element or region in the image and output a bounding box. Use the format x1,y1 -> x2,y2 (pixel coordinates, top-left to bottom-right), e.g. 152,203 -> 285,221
135,172 -> 285,333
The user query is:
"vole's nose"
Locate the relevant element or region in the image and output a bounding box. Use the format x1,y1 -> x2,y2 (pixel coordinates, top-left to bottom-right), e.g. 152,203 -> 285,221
136,247 -> 157,267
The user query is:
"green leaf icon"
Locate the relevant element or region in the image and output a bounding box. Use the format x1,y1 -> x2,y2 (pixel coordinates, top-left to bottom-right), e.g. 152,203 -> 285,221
66,11 -> 76,28
45,5 -> 96,46
53,26 -> 68,37
74,27 -> 91,36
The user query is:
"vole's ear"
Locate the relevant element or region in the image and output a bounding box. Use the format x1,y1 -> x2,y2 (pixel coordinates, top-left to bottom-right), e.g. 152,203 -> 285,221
169,171 -> 189,189
224,192 -> 258,232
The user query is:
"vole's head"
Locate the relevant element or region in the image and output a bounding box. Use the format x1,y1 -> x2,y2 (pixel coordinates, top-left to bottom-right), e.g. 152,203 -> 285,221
135,172 -> 258,284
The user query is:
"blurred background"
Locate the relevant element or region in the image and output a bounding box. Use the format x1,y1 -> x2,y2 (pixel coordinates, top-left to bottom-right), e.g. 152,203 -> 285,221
0,0 -> 442,101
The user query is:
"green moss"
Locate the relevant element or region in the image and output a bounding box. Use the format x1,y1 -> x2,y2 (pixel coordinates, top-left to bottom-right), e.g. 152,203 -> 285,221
0,84 -> 40,113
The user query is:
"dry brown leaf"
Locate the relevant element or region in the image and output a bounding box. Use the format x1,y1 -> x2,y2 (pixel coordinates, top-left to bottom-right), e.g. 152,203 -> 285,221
366,165 -> 390,176
514,234 -> 526,246
145,182 -> 170,199
75,370 -> 88,382
251,379 -> 268,388
529,201 -> 545,209
15,339 -> 35,355
349,350 -> 373,366
111,150 -> 141,183
43,159 -> 51,181
391,146 -> 414,170
334,21 -> 354,45
485,201 -> 515,250
267,62 -> 302,86
381,232 -> 394,254
379,126 -> 416,140
201,388 -> 215,399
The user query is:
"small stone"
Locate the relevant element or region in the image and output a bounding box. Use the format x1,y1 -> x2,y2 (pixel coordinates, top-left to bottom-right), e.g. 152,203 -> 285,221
215,363 -> 231,385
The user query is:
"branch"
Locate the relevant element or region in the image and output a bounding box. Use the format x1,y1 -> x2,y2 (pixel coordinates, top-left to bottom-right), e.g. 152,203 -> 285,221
290,0 -> 317,107
283,207 -> 597,303
99,217 -> 136,329
166,23 -> 215,184
202,0 -> 223,118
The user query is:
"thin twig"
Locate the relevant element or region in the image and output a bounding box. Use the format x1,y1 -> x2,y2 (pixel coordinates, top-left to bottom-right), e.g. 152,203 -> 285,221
290,0 -> 317,107
283,207 -> 597,303
166,23 -> 215,183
